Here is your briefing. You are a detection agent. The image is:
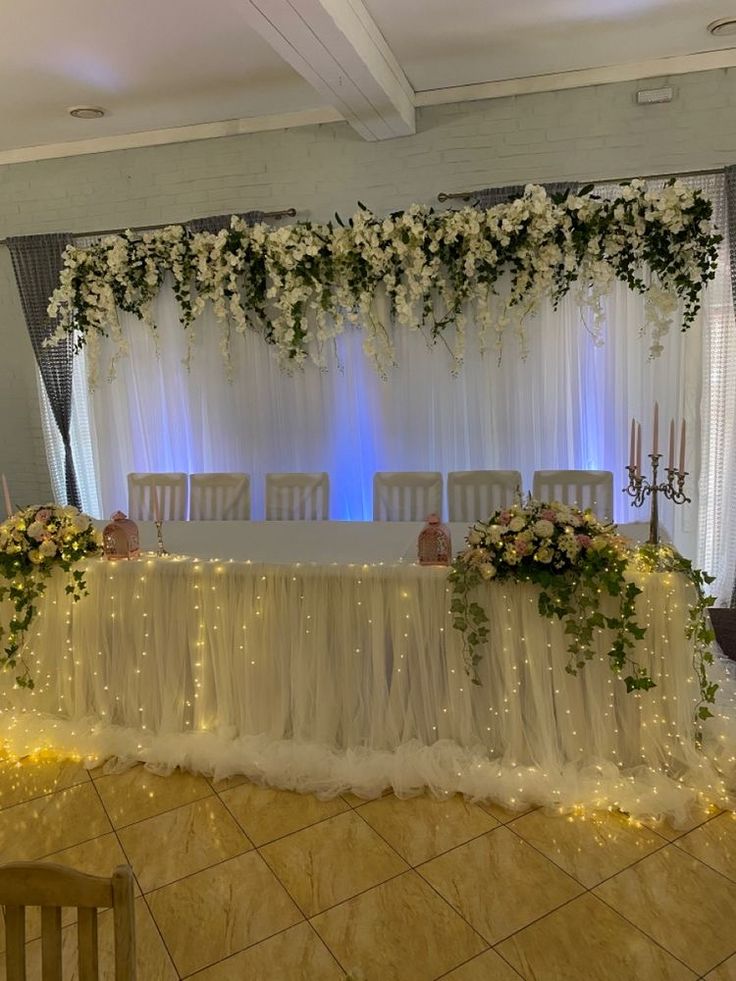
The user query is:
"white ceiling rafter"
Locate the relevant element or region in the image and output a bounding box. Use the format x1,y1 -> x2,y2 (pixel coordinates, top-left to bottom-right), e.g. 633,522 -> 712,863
238,0 -> 416,140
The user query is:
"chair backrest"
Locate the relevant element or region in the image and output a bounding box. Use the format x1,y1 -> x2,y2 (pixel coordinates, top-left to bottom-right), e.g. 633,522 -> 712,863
189,473 -> 250,521
0,862 -> 136,981
265,473 -> 329,520
447,470 -> 523,522
532,469 -> 614,519
127,473 -> 188,521
373,472 -> 443,522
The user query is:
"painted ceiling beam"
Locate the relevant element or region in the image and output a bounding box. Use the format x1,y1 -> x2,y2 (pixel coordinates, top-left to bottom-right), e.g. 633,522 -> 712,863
239,0 -> 416,140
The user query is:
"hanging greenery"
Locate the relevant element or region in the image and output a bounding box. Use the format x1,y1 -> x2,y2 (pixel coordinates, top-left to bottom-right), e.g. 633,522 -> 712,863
47,180 -> 720,385
449,500 -> 718,725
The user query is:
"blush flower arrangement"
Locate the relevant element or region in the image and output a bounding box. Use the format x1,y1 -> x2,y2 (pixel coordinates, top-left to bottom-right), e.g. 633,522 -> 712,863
0,504 -> 102,688
448,499 -> 652,693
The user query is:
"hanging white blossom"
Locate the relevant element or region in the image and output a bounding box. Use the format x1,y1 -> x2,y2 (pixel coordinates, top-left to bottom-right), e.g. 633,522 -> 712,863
46,181 -> 720,387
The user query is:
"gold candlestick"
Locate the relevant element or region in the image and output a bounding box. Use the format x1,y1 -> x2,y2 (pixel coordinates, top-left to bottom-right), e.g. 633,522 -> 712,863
154,520 -> 169,556
624,454 -> 690,545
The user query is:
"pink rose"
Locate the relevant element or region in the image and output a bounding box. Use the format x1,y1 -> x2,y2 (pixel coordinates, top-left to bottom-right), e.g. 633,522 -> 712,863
514,538 -> 531,555
576,534 -> 592,548
35,508 -> 52,524
498,510 -> 513,526
540,509 -> 556,521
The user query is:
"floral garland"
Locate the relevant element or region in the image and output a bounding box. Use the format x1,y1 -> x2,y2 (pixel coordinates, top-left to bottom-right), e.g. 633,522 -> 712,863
0,505 -> 102,688
47,181 -> 720,386
449,500 -> 718,721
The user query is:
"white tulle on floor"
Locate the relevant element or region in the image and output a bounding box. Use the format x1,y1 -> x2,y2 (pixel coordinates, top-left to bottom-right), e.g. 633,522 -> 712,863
1,555 -> 734,825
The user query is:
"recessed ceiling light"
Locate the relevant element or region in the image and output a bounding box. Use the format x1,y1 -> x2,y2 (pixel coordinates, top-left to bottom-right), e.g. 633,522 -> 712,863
708,17 -> 736,36
68,106 -> 105,119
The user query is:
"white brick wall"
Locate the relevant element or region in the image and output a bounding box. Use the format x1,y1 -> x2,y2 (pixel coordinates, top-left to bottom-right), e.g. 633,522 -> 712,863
1,67 -> 736,504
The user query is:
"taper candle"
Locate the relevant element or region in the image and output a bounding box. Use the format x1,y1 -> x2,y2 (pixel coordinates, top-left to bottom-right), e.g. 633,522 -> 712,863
629,418 -> 635,468
636,422 -> 642,475
668,419 -> 675,470
679,419 -> 686,473
1,474 -> 11,519
652,402 -> 659,456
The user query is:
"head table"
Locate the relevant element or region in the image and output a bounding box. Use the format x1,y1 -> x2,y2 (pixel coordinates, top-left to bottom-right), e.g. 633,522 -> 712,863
1,522 -> 734,825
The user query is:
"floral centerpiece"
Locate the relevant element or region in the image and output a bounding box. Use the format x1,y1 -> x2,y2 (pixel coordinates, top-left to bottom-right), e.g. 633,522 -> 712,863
0,504 -> 102,688
450,499 -> 717,721
450,499 -> 647,688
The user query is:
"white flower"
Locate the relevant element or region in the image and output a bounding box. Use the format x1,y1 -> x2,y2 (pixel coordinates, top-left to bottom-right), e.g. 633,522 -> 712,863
509,516 -> 526,532
533,519 -> 555,538
39,539 -> 57,558
27,521 -> 45,541
478,562 -> 496,580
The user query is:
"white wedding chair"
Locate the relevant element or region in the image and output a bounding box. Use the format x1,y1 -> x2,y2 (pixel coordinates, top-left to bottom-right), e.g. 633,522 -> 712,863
373,472 -> 443,521
447,470 -> 523,522
0,862 -> 136,980
127,472 -> 188,521
265,472 -> 329,520
532,469 -> 614,520
189,473 -> 250,520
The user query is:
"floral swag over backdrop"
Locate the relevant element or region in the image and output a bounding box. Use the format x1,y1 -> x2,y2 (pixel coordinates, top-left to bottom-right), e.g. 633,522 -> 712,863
47,181 -> 719,385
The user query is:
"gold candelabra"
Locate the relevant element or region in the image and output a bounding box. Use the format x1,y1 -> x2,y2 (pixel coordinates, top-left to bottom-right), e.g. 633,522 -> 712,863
624,454 -> 690,545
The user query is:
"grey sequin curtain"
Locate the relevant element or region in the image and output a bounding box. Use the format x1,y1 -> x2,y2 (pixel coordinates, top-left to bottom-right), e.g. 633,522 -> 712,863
470,182 -> 580,208
6,233 -> 80,508
725,167 -> 736,608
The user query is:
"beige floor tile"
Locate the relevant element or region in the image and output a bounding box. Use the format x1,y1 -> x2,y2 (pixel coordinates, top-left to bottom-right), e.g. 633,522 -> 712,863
510,808 -> 665,887
0,832 -> 136,952
219,782 -> 349,845
594,844 -> 736,975
356,794 -> 498,866
312,870 -> 486,981
707,953 -> 736,980
647,804 -> 723,841
440,948 -> 521,980
341,788 -> 393,807
0,753 -> 90,810
210,773 -> 249,792
260,810 -> 408,916
118,796 -> 251,892
0,783 -> 110,862
476,800 -> 536,823
0,896 -> 177,981
676,812 -> 736,882
94,764 -> 212,828
189,922 -> 343,980
497,892 -> 696,981
147,850 -> 302,976
418,825 -> 583,945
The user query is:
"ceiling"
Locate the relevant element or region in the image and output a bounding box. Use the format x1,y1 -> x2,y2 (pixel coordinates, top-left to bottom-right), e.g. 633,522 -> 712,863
1,0 -> 735,163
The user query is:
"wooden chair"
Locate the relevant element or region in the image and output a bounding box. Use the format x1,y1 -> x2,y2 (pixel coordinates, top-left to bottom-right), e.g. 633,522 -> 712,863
447,470 -> 523,522
127,472 -> 188,521
0,863 -> 136,981
189,473 -> 251,520
532,469 -> 614,520
372,471 -> 443,521
265,472 -> 330,520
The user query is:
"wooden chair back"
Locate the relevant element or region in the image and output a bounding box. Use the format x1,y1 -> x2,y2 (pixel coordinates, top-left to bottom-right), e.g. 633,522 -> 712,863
0,863 -> 136,981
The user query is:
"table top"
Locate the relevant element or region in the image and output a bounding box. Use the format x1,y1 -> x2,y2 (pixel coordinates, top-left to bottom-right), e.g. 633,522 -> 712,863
95,519 -> 660,564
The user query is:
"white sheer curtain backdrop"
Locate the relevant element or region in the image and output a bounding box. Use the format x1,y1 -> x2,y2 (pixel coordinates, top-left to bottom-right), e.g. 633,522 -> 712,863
41,175 -> 735,600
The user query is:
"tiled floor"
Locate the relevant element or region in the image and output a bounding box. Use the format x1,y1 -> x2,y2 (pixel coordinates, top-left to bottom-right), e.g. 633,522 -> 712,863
0,753 -> 734,980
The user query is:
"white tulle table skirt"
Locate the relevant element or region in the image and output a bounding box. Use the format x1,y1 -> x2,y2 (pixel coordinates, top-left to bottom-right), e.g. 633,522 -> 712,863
1,554 -> 734,824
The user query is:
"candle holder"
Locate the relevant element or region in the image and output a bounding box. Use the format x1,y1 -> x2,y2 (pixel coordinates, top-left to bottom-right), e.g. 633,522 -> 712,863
154,520 -> 169,557
624,454 -> 690,545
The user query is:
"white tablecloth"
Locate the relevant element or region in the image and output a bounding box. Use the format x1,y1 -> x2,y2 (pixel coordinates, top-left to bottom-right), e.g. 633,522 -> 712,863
1,551 -> 733,824
101,519 -> 662,563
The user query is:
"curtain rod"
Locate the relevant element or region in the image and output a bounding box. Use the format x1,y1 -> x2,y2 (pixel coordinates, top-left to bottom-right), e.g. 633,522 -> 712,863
0,207 -> 297,245
437,166 -> 727,202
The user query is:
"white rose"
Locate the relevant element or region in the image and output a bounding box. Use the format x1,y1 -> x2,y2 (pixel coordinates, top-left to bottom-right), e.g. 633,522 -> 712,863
28,549 -> 44,565
27,521 -> 45,541
533,519 -> 555,538
39,539 -> 57,558
467,529 -> 483,545
72,514 -> 90,532
478,562 -> 496,580
509,517 -> 526,532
